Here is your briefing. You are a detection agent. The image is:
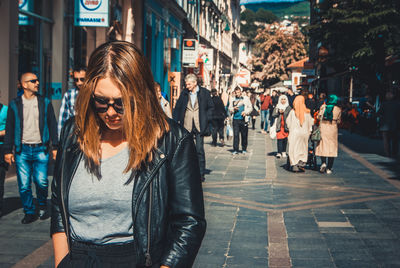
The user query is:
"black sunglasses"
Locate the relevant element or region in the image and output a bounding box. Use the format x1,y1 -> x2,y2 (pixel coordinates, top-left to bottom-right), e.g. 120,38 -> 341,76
25,79 -> 39,83
92,94 -> 124,114
74,78 -> 85,82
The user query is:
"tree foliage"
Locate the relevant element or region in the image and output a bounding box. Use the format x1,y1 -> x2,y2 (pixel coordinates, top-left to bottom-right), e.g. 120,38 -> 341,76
240,8 -> 278,39
308,0 -> 400,91
249,23 -> 307,86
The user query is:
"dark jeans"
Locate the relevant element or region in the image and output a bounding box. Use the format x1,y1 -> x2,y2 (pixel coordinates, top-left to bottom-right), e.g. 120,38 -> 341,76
57,240 -> 159,268
321,157 -> 335,170
382,130 -> 398,157
192,130 -> 206,176
260,110 -> 270,131
211,119 -> 224,144
251,118 -> 256,130
277,138 -> 287,154
233,119 -> 248,152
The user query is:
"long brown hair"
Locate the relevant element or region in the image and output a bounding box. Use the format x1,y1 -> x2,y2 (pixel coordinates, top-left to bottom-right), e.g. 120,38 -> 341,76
75,41 -> 169,175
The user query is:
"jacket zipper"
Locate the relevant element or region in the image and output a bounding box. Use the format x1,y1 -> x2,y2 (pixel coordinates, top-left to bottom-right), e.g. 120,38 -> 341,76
145,181 -> 153,267
133,156 -> 166,266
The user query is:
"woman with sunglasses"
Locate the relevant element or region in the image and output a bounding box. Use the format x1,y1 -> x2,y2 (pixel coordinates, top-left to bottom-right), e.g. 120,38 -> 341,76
51,41 -> 206,268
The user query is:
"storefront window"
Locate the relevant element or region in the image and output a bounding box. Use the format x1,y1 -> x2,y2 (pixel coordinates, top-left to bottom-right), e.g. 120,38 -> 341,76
18,0 -> 53,98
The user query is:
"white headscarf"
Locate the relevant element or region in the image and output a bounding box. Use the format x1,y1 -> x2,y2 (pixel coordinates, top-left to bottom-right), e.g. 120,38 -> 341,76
276,95 -> 289,110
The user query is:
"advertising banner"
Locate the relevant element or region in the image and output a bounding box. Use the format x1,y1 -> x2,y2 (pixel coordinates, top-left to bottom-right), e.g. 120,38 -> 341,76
75,0 -> 109,27
19,0 -> 33,26
182,39 -> 198,67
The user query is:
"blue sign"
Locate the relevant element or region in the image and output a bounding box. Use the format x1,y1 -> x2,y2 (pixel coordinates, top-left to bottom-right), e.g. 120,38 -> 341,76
80,0 -> 102,11
75,0 -> 109,27
19,0 -> 33,26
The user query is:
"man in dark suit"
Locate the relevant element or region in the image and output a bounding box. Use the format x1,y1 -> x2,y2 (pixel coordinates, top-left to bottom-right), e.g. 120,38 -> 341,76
173,74 -> 214,182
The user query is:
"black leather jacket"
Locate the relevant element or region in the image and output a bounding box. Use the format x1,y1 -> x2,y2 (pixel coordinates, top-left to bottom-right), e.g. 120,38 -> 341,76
51,118 -> 206,268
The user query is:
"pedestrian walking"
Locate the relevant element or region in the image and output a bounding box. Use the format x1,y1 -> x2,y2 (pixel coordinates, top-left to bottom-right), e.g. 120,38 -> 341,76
0,100 -> 8,218
58,66 -> 86,137
286,88 -> 296,107
377,92 -> 400,158
272,95 -> 291,159
4,72 -> 58,224
316,92 -> 326,110
173,73 -> 214,182
286,95 -> 314,172
269,90 -> 279,127
155,82 -> 172,118
316,94 -> 341,174
51,41 -> 206,268
229,87 -> 252,155
210,89 -> 227,146
315,95 -> 341,174
249,92 -> 260,130
260,88 -> 272,133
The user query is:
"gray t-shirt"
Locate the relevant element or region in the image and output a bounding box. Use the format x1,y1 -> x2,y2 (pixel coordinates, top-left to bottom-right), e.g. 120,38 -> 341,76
69,146 -> 134,244
22,95 -> 41,144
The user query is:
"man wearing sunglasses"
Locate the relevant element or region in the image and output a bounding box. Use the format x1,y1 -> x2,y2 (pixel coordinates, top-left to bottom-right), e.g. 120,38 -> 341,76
57,66 -> 86,137
4,72 -> 58,224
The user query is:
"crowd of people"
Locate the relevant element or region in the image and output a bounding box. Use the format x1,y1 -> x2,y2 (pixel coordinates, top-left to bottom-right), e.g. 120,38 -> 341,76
0,40 -> 399,267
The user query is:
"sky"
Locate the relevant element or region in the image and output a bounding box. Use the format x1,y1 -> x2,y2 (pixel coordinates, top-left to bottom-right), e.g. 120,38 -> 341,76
240,0 -> 304,4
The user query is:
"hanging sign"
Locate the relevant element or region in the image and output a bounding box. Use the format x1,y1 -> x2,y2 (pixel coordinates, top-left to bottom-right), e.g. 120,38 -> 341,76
19,0 -> 33,26
74,0 -> 109,27
182,39 -> 198,67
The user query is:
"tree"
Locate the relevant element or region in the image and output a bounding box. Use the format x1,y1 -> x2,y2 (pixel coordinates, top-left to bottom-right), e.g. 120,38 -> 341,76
255,8 -> 278,24
308,0 -> 400,94
240,8 -> 278,40
249,23 -> 307,86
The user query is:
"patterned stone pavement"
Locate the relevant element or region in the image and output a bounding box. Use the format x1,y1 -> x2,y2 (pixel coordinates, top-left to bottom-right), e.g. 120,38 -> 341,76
193,129 -> 400,268
1,129 -> 400,267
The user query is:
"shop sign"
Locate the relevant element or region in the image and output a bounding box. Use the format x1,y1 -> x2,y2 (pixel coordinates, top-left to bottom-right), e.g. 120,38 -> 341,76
19,0 -> 33,26
74,0 -> 109,27
202,48 -> 214,71
236,68 -> 251,87
182,39 -> 197,67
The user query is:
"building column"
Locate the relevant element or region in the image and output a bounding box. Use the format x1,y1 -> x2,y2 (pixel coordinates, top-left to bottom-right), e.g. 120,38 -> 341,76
51,0 -> 68,117
0,0 -> 19,104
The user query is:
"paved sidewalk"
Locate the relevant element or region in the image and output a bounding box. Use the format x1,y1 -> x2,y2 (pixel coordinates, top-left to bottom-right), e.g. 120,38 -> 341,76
194,129 -> 400,267
1,129 -> 400,267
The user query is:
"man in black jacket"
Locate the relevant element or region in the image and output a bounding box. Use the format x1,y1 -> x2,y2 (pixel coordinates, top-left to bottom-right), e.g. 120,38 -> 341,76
210,89 -> 227,147
173,74 -> 214,182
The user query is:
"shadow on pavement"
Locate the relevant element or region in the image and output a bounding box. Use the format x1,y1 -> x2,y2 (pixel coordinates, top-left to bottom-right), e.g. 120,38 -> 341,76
1,197 -> 22,216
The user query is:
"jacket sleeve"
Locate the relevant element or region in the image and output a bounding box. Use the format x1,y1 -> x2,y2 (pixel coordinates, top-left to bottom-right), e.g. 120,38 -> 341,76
50,120 -> 68,236
3,103 -> 15,154
206,91 -> 214,122
243,96 -> 252,115
161,134 -> 206,268
47,101 -> 59,150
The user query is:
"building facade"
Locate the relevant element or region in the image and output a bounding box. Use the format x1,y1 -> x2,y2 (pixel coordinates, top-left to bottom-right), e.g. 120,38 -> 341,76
1,0 -> 241,113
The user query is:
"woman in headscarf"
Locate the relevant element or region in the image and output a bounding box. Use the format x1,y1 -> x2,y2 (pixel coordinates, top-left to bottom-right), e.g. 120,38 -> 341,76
286,95 -> 314,172
316,94 -> 341,174
272,95 -> 292,158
